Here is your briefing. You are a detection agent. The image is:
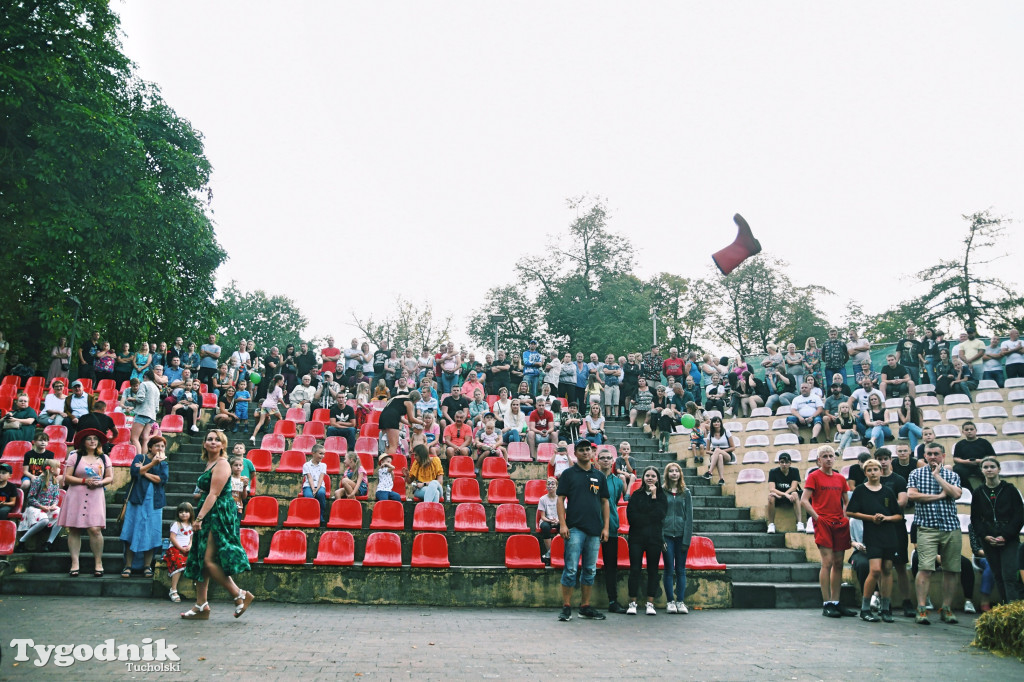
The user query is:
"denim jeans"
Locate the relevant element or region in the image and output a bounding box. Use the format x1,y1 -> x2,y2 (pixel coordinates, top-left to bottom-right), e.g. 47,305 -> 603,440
414,480 -> 442,503
899,422 -> 923,452
982,370 -> 1005,388
326,426 -> 357,452
924,358 -> 935,386
560,527 -> 600,587
375,490 -> 402,502
502,430 -> 521,444
663,536 -> 688,602
869,425 -> 892,449
302,485 -> 328,523
526,374 -> 541,396
766,392 -> 795,411
838,430 -> 856,453
586,433 -> 604,446
438,371 -> 457,396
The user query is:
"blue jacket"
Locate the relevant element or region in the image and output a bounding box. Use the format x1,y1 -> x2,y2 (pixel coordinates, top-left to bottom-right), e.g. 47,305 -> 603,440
128,454 -> 168,509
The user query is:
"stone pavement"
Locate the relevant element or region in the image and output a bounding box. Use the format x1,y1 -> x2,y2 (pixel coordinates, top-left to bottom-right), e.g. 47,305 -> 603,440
0,596 -> 1018,680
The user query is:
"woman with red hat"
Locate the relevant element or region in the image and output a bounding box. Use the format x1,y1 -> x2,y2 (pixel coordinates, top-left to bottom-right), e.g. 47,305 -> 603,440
57,428 -> 113,577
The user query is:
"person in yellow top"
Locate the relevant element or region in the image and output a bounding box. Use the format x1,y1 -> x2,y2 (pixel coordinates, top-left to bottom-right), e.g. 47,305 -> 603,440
406,444 -> 444,503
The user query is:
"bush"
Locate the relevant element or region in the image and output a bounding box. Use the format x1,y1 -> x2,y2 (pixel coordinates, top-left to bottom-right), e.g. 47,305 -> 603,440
972,601 -> 1024,660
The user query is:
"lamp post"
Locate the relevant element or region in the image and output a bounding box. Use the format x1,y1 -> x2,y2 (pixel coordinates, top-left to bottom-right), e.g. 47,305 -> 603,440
66,294 -> 82,380
488,314 -> 507,357
650,308 -> 658,346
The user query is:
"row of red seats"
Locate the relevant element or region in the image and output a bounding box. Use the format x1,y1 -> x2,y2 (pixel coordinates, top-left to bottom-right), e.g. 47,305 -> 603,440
506,534 -> 726,570
242,529 -> 448,567
256,432 -> 376,455
2,441 -> 139,467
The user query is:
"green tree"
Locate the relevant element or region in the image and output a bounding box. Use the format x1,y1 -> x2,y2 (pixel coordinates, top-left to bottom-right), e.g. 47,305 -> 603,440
466,285 -> 543,355
213,282 -> 308,353
351,297 -> 453,352
647,273 -> 710,355
0,1 -> 225,361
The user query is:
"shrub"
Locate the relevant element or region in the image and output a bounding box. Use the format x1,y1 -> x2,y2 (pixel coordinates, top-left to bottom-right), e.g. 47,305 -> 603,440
972,601 -> 1024,660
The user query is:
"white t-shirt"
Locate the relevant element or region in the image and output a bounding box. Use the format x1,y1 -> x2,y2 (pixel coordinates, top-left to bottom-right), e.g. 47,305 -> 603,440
544,358 -> 561,386
708,429 -> 734,450
344,347 -> 362,371
983,346 -> 1004,372
302,461 -> 327,490
850,388 -> 885,413
791,394 -> 823,419
537,495 -> 559,523
553,453 -> 572,477
377,466 -> 395,493
170,521 -> 193,551
1002,339 -> 1024,366
229,350 -> 250,369
43,394 -> 65,415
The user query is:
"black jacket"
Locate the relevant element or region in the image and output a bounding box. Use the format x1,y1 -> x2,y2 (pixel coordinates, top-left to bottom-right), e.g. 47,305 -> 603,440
970,480 -> 1024,542
626,486 -> 667,545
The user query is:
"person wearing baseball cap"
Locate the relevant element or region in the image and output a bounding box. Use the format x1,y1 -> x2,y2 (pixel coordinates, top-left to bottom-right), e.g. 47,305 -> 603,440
523,340 -> 543,396
766,452 -> 804,534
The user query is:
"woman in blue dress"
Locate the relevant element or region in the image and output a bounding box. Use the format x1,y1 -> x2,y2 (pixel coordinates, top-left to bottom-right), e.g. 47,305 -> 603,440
120,436 -> 169,577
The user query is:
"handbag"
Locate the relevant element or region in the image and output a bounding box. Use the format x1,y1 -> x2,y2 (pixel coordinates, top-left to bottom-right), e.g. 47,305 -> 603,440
60,359 -> 70,371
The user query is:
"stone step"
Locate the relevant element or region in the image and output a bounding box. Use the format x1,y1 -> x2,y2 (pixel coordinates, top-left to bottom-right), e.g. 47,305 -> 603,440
27,552 -> 150,575
725,563 -> 821,583
0,573 -> 154,598
691,519 -> 765,533
731,582 -> 858,609
701,532 -> 788,549
714,548 -> 808,565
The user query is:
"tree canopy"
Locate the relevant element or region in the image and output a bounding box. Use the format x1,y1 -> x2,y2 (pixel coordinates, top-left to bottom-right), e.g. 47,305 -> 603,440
214,281 -> 308,354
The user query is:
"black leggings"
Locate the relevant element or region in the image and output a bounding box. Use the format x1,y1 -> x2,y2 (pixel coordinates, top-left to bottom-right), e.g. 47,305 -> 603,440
602,535 -> 619,604
628,538 -> 662,601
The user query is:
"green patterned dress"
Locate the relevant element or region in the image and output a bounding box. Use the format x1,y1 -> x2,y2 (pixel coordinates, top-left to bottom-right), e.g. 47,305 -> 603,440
183,463 -> 251,582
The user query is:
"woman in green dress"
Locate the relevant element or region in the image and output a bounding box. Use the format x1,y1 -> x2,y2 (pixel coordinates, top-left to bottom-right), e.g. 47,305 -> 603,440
180,430 -> 254,620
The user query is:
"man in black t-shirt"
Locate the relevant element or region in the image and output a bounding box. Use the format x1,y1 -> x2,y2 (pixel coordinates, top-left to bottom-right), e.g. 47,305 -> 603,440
373,341 -> 390,380
951,421 -> 995,493
76,401 -> 118,445
875,448 -> 914,616
440,385 -> 470,429
880,354 -> 916,399
327,402 -> 357,452
0,464 -> 20,519
555,439 -> 610,622
846,450 -> 871,491
77,330 -> 101,381
895,326 -> 924,384
766,452 -> 804,533
295,343 -> 318,379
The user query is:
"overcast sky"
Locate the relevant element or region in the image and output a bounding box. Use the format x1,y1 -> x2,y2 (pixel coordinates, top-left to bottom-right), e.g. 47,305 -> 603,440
115,2 -> 1024,350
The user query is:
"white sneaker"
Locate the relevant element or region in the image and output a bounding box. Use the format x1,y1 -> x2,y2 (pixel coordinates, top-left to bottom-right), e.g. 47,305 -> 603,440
646,602 -> 656,616
767,523 -> 776,534
964,600 -> 976,614
804,519 -> 814,533
926,597 -> 934,610
870,594 -> 881,612
666,601 -> 678,614
796,522 -> 806,532
676,602 -> 688,614
626,601 -> 637,615
190,424 -> 199,433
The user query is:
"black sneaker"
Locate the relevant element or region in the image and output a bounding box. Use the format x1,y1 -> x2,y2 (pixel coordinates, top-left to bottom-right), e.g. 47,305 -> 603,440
606,601 -> 628,614
880,610 -> 894,623
838,605 -> 858,617
860,610 -> 879,622
822,603 -> 841,618
798,436 -> 805,444
578,606 -> 606,620
558,606 -> 572,621
902,601 -> 916,618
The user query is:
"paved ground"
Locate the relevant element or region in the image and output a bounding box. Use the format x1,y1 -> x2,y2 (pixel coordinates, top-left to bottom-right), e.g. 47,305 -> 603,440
0,596 -> 1018,680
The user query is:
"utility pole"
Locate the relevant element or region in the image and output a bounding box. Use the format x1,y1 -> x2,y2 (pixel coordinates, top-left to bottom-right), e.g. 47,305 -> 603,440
650,309 -> 658,346
488,314 -> 507,357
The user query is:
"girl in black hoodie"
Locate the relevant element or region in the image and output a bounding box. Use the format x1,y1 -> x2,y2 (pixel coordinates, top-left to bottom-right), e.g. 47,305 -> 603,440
970,457 -> 1024,603
626,466 -> 668,615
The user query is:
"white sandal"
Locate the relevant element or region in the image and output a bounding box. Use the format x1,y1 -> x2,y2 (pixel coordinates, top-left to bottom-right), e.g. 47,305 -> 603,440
233,590 -> 254,618
168,589 -> 181,603
181,602 -> 209,620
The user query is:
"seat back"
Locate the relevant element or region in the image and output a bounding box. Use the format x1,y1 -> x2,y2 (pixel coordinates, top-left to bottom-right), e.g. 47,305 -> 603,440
450,477 -> 481,503
412,501 -> 447,531
313,531 -> 355,566
311,408 -> 331,423
481,457 -> 510,479
324,436 -> 348,454
292,435 -> 317,453
284,497 -> 322,528
286,407 -> 307,423
274,420 -> 298,438
239,528 -> 260,562
43,425 -> 68,443
369,499 -> 405,530
411,533 -> 450,567
276,450 -> 307,473
447,456 -> 476,478
486,478 -> 519,504
494,503 -> 529,532
108,443 -> 137,466
523,479 -> 547,505
363,532 -> 403,566
454,502 -> 489,532
687,536 -> 726,569
263,529 -> 307,564
1,441 -> 31,463
301,421 -> 326,439
736,468 -> 766,484
0,520 -> 18,555
159,415 -> 183,433
247,449 -> 273,472
326,498 -> 363,529
241,496 -> 280,526
260,434 -> 286,454
507,442 -> 532,462
504,534 -> 544,569
354,436 -> 378,456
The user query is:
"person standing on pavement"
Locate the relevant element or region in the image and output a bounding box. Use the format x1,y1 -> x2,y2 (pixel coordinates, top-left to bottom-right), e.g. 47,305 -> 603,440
661,461 -> 693,614
625,466 -> 668,616
556,439 -> 610,622
801,445 -> 856,618
596,448 -> 627,614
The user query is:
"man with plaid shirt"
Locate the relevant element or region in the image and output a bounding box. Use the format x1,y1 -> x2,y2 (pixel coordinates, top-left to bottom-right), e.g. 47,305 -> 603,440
641,345 -> 663,390
907,442 -> 963,625
821,329 -> 850,387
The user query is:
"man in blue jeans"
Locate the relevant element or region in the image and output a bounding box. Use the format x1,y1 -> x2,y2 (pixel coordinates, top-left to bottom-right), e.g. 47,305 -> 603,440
556,438 -> 610,621
523,340 -> 543,396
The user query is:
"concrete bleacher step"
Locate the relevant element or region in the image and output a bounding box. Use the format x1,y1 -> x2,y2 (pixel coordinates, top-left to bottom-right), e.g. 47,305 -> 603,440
732,582 -> 857,609
726,563 -> 821,583
715,548 -> 807,564
0,573 -> 154,599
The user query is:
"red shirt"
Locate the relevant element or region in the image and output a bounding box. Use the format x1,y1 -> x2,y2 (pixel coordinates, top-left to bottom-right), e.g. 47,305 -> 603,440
529,409 -> 554,433
662,357 -> 685,377
804,468 -> 847,520
443,423 -> 473,447
320,347 -> 341,374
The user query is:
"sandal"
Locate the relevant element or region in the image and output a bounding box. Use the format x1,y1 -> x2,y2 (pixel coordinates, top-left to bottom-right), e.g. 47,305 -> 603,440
181,602 -> 210,620
143,567 -> 154,578
68,569 -> 80,577
168,589 -> 181,603
94,569 -> 104,578
233,589 -> 255,618
121,567 -> 132,579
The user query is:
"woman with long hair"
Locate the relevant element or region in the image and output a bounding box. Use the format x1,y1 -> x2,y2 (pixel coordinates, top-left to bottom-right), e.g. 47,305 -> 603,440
130,341 -> 152,382
181,430 -> 253,620
17,458 -> 62,551
662,461 -> 693,614
862,393 -> 891,450
897,395 -> 923,452
130,370 -> 160,456
625,466 -> 667,615
57,429 -> 113,576
114,342 -> 134,385
120,436 -> 169,578
379,390 -> 423,456
703,416 -> 737,485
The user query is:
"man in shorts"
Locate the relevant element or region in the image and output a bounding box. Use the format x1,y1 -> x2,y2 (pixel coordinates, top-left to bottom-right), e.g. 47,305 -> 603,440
555,439 -> 610,622
907,442 -> 963,625
801,445 -> 855,618
766,452 -> 804,533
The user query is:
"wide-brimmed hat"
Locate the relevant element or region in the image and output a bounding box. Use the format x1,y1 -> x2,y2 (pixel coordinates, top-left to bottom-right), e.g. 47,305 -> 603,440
73,428 -> 109,451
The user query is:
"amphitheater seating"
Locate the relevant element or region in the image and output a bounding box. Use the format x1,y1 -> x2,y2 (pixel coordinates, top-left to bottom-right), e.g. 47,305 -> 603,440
523,480 -> 547,505
411,533 -> 450,568
412,502 -> 447,531
46,442 -> 67,461
260,434 -> 286,454
744,435 -> 769,448
617,505 -> 629,534
291,435 -> 317,453
324,436 -> 348,454
2,441 -> 30,463
263,530 -> 307,564
975,423 -> 998,437
945,408 -> 973,421
750,408 -> 771,418
159,415 -> 183,433
108,443 -> 137,466
746,420 -> 769,431
1001,460 -> 1024,476
276,450 -> 306,473
301,421 -> 326,439
742,451 -> 769,464
1006,378 -> 1024,389
273,420 -> 298,439
687,536 -> 727,569
321,451 -> 342,474
283,498 -> 321,528
486,478 -> 519,504
771,418 -> 788,431
356,452 -> 374,476
504,535 -> 545,568
843,446 -> 868,460
776,449 -> 800,462
916,383 -> 935,394
0,520 -> 19,555
43,425 -> 68,443
451,478 -> 481,503
313,531 -> 355,566
933,425 -> 961,439
481,457 -> 510,479
736,469 -> 765,484
326,499 -> 363,529
994,441 -> 1024,455
977,379 -> 999,390
362,532 -> 402,566
369,500 -> 405,530
977,391 -> 1002,403
286,407 -> 307,423
773,434 -> 799,446
454,503 -> 489,532
240,528 -> 260,562
448,456 -> 476,479
1012,406 -> 1024,418
943,394 -> 970,405
536,443 -> 557,463
241,496 -> 280,526
507,442 -> 532,462
354,436 -> 378,456
922,409 -> 941,421
247,449 -> 273,472
1003,422 -> 1024,436
774,406 -> 792,415
201,393 -> 218,408
312,408 -> 331,423
494,504 -> 530,532
916,396 -> 939,406
957,488 -> 973,505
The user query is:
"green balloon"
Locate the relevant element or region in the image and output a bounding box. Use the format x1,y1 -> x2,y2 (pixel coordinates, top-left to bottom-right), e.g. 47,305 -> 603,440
249,372 -> 261,385
680,413 -> 696,429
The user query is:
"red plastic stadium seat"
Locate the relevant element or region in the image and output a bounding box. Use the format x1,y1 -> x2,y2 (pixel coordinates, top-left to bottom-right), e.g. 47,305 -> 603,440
108,443 -> 137,466
356,452 -> 374,477
47,442 -> 67,461
274,420 -> 298,438
486,478 -> 519,504
326,499 -> 363,529
362,532 -> 402,566
241,496 -> 280,526
324,436 -> 348,454
505,534 -> 545,568
536,443 -> 556,463
291,435 -> 316,453
1,441 -> 30,463
367,410 -> 380,424
411,533 -> 450,568
447,456 -> 476,478
2,489 -> 23,522
301,421 -> 325,439
494,504 -> 529,532
159,415 -> 183,433
354,436 -> 377,456
389,453 -> 408,471
5,462 -> 22,484
481,458 -> 510,479
629,480 -> 642,495
198,383 -> 208,394
312,408 -> 331,424
239,528 -> 260,562
507,442 -> 532,462
247,449 -> 273,472
111,427 -> 131,445
201,393 -> 217,408
454,503 -> 489,532
275,450 -> 306,473
359,423 -> 380,439
96,390 -> 117,404
524,479 -> 547,505
369,499 -> 405,530
95,379 -> 115,392
617,504 -> 629,534
687,536 -> 727,570
263,529 -> 307,564
110,412 -> 127,429
0,520 -> 18,555
0,376 -> 19,388
451,478 -> 481,503
286,407 -> 307,423
313,531 -> 355,566
283,497 -> 321,528
260,434 -> 286,454
392,476 -> 406,497
412,502 -> 447,531
322,450 -> 342,474
550,535 -> 606,568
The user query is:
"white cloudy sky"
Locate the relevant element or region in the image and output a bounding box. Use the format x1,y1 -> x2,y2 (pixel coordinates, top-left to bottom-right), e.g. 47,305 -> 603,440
115,1 -> 1024,349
